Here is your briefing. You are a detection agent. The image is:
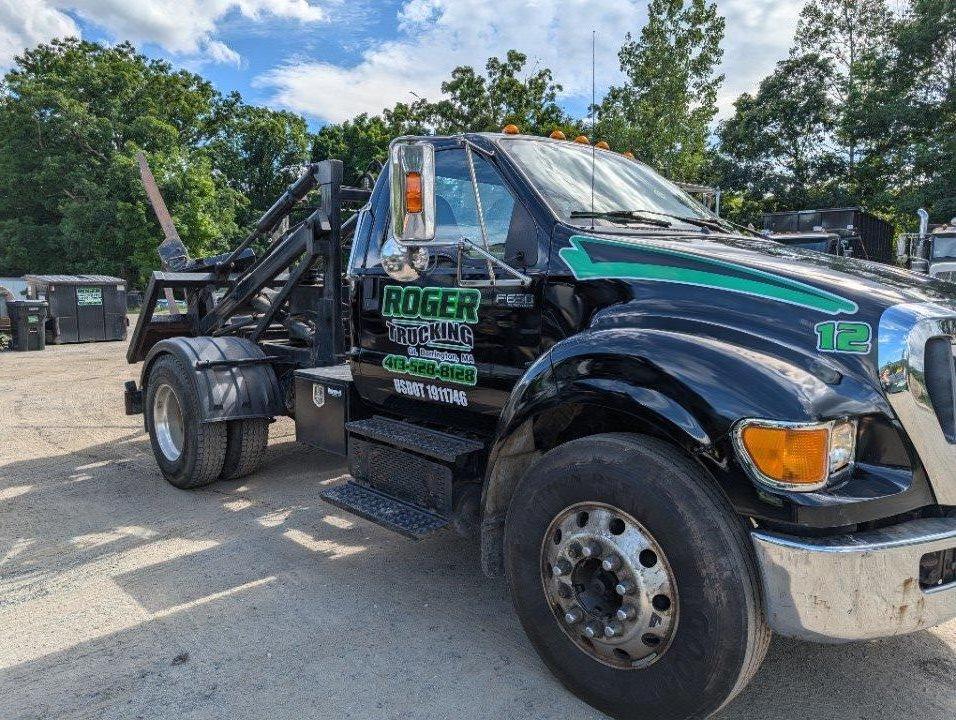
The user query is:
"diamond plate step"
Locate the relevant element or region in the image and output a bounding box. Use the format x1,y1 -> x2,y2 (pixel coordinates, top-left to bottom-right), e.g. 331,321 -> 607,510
346,416 -> 484,463
320,481 -> 449,540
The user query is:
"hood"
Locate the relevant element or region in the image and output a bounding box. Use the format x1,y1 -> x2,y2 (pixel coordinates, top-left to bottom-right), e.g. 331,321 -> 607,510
554,229 -> 956,386
561,231 -> 956,312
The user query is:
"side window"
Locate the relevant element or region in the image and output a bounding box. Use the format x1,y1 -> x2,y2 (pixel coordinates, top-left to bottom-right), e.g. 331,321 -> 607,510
434,149 -> 516,260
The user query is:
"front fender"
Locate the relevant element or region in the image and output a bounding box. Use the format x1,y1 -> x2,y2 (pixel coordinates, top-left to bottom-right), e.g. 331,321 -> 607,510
478,326 -> 890,576
141,336 -> 285,423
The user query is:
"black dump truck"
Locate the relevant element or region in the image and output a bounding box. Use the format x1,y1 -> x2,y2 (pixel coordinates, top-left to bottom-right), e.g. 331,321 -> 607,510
124,133 -> 956,720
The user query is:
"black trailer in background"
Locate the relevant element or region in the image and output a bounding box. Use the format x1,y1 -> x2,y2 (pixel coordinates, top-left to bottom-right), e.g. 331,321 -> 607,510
25,275 -> 127,343
761,207 -> 895,264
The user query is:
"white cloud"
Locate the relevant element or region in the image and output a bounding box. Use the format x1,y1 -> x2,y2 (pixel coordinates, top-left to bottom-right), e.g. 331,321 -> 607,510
258,0 -> 803,123
0,0 -> 328,67
0,0 -> 79,67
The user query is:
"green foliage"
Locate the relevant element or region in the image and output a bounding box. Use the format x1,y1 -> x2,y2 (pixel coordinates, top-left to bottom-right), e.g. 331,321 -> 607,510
597,0 -> 725,182
208,100 -> 311,228
0,38 -> 309,286
714,53 -> 845,220
313,50 -> 581,183
715,0 -> 954,228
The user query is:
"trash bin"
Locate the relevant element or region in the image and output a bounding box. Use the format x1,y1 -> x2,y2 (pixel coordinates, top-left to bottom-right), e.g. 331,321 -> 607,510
24,275 -> 127,343
7,299 -> 48,351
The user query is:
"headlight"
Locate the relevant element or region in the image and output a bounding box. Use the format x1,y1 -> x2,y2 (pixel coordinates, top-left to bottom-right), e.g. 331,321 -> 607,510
733,418 -> 858,492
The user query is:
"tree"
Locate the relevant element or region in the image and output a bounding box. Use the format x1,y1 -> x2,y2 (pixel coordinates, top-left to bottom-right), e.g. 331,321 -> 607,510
793,0 -> 894,182
714,54 -> 844,220
888,0 -> 956,222
0,39 -> 243,285
426,50 -> 572,135
208,100 -> 311,228
313,51 -> 579,183
598,0 -> 725,181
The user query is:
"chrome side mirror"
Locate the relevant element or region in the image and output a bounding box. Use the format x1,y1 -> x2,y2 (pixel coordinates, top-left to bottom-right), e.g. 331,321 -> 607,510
390,142 -> 436,243
380,237 -> 430,282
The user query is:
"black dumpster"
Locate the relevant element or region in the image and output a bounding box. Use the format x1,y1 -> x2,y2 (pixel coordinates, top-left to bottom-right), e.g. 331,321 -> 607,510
761,207 -> 895,264
24,275 -> 127,343
7,299 -> 48,351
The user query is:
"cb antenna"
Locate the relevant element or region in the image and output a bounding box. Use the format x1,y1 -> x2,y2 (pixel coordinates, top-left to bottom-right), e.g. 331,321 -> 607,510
590,30 -> 596,227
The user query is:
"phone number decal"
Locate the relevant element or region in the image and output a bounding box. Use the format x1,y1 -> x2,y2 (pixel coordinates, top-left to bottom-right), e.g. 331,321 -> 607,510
383,354 -> 478,386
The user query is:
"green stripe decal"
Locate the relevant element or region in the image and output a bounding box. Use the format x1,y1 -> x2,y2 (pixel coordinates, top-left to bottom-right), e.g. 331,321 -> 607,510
559,235 -> 858,316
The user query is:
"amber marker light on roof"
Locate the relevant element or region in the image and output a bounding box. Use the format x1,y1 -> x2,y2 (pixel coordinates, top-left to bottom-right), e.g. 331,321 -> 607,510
502,124 -> 520,135
550,130 -> 566,140
622,151 -> 635,159
574,135 -> 590,144
595,141 -> 610,150
405,172 -> 423,214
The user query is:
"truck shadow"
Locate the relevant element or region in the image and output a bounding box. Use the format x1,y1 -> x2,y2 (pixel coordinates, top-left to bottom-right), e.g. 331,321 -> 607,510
0,430 -> 953,720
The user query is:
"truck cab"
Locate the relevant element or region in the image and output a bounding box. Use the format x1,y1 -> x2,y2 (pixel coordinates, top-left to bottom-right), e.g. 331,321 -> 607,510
927,223 -> 956,282
127,131 -> 956,720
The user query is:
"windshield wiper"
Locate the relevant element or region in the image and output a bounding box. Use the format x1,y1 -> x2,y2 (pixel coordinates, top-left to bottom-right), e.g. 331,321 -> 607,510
570,210 -> 672,228
618,209 -> 733,233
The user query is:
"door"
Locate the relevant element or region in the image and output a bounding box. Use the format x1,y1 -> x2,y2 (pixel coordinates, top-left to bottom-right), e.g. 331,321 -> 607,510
350,145 -> 547,432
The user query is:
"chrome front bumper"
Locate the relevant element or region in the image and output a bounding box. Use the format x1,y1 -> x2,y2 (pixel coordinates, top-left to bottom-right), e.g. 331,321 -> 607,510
752,517 -> 956,643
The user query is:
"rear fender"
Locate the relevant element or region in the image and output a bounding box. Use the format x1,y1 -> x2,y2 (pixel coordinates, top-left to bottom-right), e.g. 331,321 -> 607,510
140,336 -> 284,423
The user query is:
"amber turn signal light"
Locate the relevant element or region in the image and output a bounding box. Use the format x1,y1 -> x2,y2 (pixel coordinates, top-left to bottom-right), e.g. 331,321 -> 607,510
622,151 -> 635,159
595,140 -> 610,150
550,130 -> 566,140
502,124 -> 519,134
405,171 -> 422,213
739,425 -> 830,487
574,135 -> 590,144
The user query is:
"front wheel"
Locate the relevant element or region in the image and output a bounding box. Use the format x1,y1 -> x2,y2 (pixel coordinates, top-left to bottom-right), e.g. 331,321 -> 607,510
504,434 -> 769,720
145,354 -> 227,489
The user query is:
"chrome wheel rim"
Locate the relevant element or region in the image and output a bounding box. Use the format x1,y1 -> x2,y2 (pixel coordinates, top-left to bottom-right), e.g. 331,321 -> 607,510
153,384 -> 185,462
541,502 -> 678,669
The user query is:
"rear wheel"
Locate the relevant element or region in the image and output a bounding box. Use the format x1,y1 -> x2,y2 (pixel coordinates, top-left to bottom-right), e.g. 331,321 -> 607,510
219,419 -> 269,480
145,354 -> 227,489
504,433 -> 769,720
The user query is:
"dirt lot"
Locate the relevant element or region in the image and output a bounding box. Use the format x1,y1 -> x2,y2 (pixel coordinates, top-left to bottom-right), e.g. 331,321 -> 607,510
1,339 -> 954,720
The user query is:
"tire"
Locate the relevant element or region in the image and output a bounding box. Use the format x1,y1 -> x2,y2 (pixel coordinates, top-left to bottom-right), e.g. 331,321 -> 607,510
504,433 -> 770,720
219,419 -> 269,480
144,354 -> 227,489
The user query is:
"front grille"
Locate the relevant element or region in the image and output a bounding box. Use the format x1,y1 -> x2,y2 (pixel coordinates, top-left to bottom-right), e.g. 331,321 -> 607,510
920,547 -> 956,589
924,336 -> 956,443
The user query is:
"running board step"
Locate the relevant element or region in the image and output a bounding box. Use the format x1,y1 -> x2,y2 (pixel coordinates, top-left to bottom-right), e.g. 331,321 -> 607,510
320,481 -> 449,540
346,416 -> 484,463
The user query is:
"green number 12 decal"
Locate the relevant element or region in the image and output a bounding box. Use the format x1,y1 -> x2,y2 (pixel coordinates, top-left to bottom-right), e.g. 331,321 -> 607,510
815,321 -> 872,354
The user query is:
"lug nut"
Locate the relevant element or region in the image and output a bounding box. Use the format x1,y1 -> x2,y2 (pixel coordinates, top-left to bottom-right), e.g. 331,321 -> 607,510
581,541 -> 603,558
553,559 -> 573,577
601,554 -> 622,572
583,621 -> 603,639
604,621 -> 624,638
615,579 -> 636,596
616,604 -> 638,622
564,606 -> 584,625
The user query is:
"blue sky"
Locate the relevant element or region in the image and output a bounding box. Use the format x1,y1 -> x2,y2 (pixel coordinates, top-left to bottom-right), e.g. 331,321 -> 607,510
0,1 -> 805,129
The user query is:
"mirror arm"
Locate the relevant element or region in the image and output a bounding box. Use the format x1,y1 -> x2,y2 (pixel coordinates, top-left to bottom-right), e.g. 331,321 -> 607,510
456,238 -> 532,287
464,143 -> 496,284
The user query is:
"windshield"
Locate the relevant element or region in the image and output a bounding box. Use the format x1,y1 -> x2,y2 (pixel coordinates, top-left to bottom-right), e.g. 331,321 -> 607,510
500,138 -> 715,230
784,240 -> 830,253
932,235 -> 956,260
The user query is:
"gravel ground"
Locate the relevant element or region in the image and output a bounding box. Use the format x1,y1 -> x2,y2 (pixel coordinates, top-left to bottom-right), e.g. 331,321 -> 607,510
1,340 -> 954,720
